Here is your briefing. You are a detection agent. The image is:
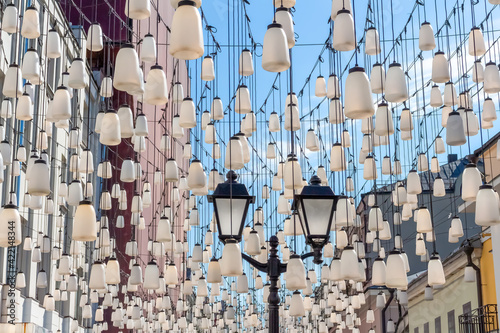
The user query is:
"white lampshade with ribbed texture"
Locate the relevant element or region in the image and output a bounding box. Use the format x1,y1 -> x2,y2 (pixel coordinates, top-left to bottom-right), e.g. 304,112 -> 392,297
262,23 -> 290,73
169,1 -> 204,60
345,67 -> 375,119
144,65 -> 168,105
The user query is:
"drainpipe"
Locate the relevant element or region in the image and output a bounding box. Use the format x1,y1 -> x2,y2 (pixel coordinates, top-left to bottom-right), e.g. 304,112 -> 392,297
465,246 -> 483,307
381,289 -> 395,333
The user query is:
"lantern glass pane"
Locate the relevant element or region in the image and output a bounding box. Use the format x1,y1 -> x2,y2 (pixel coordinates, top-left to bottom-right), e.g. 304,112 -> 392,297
214,198 -> 247,238
300,198 -> 334,237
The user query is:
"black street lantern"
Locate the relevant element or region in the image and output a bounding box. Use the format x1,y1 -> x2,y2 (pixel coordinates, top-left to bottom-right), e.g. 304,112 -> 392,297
293,175 -> 337,261
208,171 -> 255,242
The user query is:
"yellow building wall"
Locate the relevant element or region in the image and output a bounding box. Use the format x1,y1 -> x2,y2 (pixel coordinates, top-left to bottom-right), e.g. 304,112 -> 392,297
481,238 -> 497,306
409,273 -> 479,333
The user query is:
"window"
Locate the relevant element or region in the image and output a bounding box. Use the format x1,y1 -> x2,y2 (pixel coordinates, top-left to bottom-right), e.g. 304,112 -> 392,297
448,310 -> 456,333
463,302 -> 472,315
424,322 -> 430,333
414,328 -> 419,333
435,316 -> 442,333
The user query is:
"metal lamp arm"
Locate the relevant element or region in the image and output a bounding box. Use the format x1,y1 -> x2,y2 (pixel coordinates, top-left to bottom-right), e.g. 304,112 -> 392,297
241,253 -> 268,273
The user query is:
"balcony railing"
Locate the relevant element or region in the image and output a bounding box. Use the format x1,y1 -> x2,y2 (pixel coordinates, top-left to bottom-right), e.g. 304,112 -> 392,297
459,304 -> 498,333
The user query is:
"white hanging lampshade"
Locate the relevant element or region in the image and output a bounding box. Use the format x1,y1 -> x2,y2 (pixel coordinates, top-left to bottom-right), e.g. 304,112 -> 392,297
330,143 -> 346,171
129,264 -> 143,285
306,129 -> 320,151
400,108 -> 413,131
87,23 -> 104,51
286,255 -> 307,290
105,257 -> 121,284
179,98 -> 197,128
315,75 -> 327,97
430,85 -> 443,107
475,185 -> 500,226
335,196 -> 354,227
268,112 -> 280,132
368,205 -> 383,231
89,262 -> 106,290
205,122 -> 217,144
374,103 -> 394,136
407,170 -> 422,194
363,156 -> 377,180
371,258 -> 386,286
365,27 -> 380,55
68,58 -> 87,89
284,155 -> 303,190
117,105 -> 134,138
433,176 -> 445,197
472,60 -> 484,83
47,28 -> 62,58
262,23 -> 290,72
120,158 -> 136,182
443,82 -> 458,106
28,159 -> 50,196
211,97 -> 224,120
327,74 -> 341,98
239,49 -> 254,76
236,133 -> 251,163
461,163 -> 482,202
21,6 -> 40,39
169,1 -> 204,60
434,136 -> 446,154
235,85 -> 252,114
331,0 -> 352,20
385,251 -> 408,289
51,86 -> 72,120
16,93 -> 33,121
113,44 -> 143,93
276,7 -> 295,48
428,255 -> 446,286
2,4 -> 19,34
201,55 -> 215,81
267,142 -> 276,159
220,239 -> 243,277
417,153 -> 428,172
165,263 -> 179,286
73,200 -> 97,242
431,52 -> 450,83
22,48 -> 40,82
225,137 -> 244,170
141,33 -> 157,63
370,63 -> 385,94
187,160 -> 206,189
416,206 -> 433,233
172,82 -> 185,104
483,98 -> 497,122
144,261 -> 160,290
446,111 -> 466,146
1,99 -> 12,119
125,0 -> 151,19
289,292 -> 305,317
134,113 -> 149,136
418,22 -> 436,51
284,104 -> 300,131
332,10 -> 355,51
483,62 -> 500,94
385,63 -> 408,103
165,159 -> 179,182
340,247 -> 359,280
0,204 -> 21,247
3,64 -> 23,98
463,109 -> 479,136
345,67 -> 375,119
99,110 -> 121,146
329,98 -> 345,124
468,27 -> 486,57
144,65 -> 168,105
450,217 -> 464,238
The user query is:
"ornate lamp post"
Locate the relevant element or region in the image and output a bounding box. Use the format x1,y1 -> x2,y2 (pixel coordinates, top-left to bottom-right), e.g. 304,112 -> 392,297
210,173 -> 337,333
